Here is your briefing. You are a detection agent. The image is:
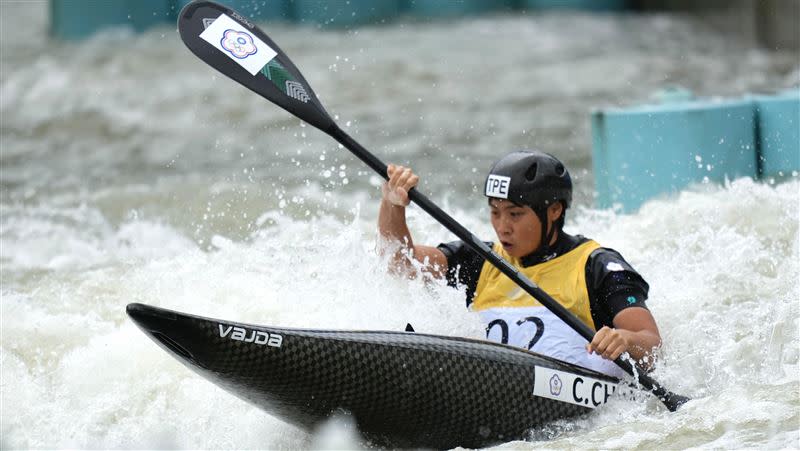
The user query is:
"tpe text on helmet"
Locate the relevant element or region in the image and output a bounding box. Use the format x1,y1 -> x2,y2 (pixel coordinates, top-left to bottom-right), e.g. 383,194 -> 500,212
486,175 -> 511,199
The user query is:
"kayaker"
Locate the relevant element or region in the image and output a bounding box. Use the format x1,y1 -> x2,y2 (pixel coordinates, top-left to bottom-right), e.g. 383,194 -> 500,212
378,150 -> 661,377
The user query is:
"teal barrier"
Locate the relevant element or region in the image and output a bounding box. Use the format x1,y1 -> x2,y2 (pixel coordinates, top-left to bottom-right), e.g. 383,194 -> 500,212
521,0 -> 627,12
174,0 -> 290,21
50,0 -> 171,39
402,0 -> 512,17
292,0 -> 399,27
754,90 -> 800,179
592,99 -> 758,212
50,0 -> 632,39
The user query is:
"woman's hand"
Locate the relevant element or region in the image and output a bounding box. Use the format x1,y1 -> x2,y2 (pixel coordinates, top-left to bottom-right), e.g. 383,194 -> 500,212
382,164 -> 419,207
586,326 -> 631,361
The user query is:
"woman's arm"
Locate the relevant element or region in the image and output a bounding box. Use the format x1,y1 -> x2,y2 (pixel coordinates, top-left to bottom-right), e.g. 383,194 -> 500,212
586,307 -> 662,368
378,164 -> 448,278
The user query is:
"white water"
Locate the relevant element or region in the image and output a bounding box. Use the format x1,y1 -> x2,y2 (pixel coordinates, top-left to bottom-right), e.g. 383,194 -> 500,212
2,2 -> 799,449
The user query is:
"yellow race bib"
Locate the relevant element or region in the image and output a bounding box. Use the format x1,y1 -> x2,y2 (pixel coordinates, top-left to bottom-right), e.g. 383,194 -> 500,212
472,240 -> 601,331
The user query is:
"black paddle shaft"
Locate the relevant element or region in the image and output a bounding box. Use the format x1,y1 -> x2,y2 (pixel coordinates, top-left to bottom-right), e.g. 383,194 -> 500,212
178,0 -> 688,412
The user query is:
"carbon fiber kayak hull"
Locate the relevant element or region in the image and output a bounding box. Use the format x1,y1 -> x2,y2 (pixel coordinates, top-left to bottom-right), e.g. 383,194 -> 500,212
127,303 -> 618,449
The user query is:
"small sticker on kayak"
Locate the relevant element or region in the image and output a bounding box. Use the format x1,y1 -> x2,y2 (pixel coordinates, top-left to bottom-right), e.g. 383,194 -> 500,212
199,14 -> 277,76
533,366 -> 617,408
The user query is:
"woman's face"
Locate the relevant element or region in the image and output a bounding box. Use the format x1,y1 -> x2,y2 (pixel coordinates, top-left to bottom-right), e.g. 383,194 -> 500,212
489,199 -> 542,258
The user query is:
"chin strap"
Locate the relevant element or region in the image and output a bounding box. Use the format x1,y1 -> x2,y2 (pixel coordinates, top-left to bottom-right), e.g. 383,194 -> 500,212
533,203 -> 564,257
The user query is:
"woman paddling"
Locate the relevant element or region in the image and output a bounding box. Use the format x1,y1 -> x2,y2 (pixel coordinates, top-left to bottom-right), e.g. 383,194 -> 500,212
378,150 -> 662,377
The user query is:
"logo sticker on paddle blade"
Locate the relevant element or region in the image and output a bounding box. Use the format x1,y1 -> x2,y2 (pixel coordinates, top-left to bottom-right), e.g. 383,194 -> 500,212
199,14 -> 276,75
202,18 -> 216,29
261,59 -> 310,103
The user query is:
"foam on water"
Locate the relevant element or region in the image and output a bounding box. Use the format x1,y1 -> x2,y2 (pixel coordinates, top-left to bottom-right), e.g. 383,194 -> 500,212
2,179 -> 798,449
510,178 -> 800,449
1,204 -> 482,448
2,1 -> 799,449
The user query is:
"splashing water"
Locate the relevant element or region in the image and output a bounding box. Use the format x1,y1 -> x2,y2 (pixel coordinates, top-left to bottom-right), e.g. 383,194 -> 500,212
2,2 -> 798,449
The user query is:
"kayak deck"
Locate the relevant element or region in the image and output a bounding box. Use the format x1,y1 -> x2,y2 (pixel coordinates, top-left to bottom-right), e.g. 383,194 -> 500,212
127,303 -> 617,449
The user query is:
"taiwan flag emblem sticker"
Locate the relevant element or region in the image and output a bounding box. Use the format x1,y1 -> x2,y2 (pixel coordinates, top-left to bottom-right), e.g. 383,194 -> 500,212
200,14 -> 277,75
221,29 -> 257,59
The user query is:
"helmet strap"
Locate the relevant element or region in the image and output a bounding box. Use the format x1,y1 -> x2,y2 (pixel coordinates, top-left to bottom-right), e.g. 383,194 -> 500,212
534,206 -> 556,256
532,203 -> 565,257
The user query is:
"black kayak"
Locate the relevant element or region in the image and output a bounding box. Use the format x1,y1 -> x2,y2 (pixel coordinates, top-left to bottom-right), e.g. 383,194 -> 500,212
127,303 -> 620,449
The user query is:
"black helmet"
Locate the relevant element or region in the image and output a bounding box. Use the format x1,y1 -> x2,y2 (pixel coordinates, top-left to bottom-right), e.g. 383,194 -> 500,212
484,150 -> 572,210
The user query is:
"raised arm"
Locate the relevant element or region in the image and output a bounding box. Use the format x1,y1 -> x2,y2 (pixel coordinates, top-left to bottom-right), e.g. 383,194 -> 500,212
378,164 -> 448,279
